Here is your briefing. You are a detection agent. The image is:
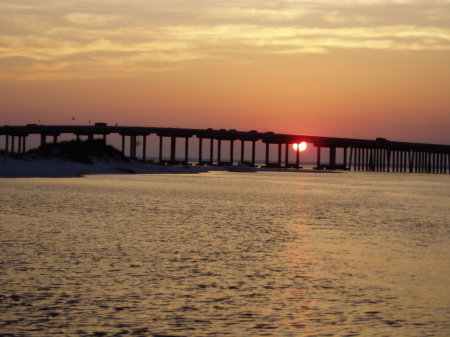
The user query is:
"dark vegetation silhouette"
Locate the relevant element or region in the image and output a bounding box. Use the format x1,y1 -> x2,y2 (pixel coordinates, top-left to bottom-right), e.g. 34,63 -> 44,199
25,139 -> 127,164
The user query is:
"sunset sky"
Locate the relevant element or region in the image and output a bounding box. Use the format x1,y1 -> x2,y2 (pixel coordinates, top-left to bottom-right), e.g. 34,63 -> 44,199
1,0 -> 449,143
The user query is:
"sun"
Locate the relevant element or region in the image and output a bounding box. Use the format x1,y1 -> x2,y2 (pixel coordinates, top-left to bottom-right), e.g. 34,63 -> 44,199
293,141 -> 307,152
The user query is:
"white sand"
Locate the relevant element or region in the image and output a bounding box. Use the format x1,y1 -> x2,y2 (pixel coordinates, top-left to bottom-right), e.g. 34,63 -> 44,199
0,155 -> 334,178
0,156 -> 212,178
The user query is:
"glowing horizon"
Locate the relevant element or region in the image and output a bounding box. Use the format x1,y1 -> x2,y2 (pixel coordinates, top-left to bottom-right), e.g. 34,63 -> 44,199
1,0 -> 449,144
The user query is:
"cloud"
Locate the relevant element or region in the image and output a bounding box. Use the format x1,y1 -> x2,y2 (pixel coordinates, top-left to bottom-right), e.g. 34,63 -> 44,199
64,12 -> 121,26
0,0 -> 449,81
205,7 -> 312,22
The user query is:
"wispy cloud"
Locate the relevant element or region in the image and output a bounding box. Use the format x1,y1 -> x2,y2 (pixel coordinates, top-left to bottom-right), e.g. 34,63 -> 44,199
64,12 -> 121,26
0,0 -> 449,81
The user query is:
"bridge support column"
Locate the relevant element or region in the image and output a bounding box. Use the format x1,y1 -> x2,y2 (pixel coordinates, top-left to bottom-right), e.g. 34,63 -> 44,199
386,150 -> 391,172
447,153 -> 450,174
408,151 -> 414,173
379,149 -> 383,171
377,149 -> 383,172
377,148 -> 381,171
423,152 -> 427,173
445,153 -> 448,174
129,136 -> 134,159
414,151 -> 418,173
433,153 -> 436,173
343,147 -> 348,170
437,153 -> 440,173
361,148 -> 364,171
365,149 -> 369,171
229,140 -> 234,165
316,146 -> 321,169
252,141 -> 256,167
217,139 -> 222,165
277,143 -> 282,167
18,136 -> 22,154
403,151 -> 407,172
364,148 -> 368,171
349,147 -> 354,171
329,146 -> 336,169
375,149 -> 379,171
209,138 -> 213,165
21,136 -> 25,153
430,152 -> 434,173
285,143 -> 289,168
423,152 -> 426,173
170,136 -> 176,163
357,148 -> 361,171
240,140 -> 245,164
395,151 -> 399,172
361,148 -> 373,171
159,136 -> 163,163
373,149 -> 377,171
142,135 -> 147,161
372,149 -> 376,171
415,151 -> 419,172
121,135 -> 125,155
432,153 -> 435,173
185,137 -> 189,164
391,151 -> 395,172
4,135 -> 9,154
443,153 -> 447,174
371,149 -> 375,171
380,149 -> 384,171
296,145 -> 300,169
20,137 -> 25,153
11,136 -> 15,153
377,149 -> 383,171
418,152 -> 422,172
376,149 -> 380,171
265,143 -> 270,167
418,152 -> 422,173
198,137 -> 203,164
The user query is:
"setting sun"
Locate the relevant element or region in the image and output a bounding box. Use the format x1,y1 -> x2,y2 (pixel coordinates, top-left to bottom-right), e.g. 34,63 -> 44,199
293,141 -> 307,152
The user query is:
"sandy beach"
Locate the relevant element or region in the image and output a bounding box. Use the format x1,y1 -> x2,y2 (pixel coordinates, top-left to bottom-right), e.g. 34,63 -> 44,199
0,155 -> 213,178
0,155 -> 333,178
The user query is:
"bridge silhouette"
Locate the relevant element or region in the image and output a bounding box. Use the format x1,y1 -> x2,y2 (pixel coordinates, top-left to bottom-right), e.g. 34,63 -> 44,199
1,124 -> 449,174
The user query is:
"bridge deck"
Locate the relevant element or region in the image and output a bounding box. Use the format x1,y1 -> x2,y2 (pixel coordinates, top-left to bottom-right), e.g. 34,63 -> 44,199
1,124 -> 449,173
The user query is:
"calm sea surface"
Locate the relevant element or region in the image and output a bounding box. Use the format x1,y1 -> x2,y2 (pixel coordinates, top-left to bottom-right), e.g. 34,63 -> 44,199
1,171 -> 449,337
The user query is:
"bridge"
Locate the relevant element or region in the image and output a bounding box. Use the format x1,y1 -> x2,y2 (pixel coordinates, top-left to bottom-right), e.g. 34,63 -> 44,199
1,124 -> 449,174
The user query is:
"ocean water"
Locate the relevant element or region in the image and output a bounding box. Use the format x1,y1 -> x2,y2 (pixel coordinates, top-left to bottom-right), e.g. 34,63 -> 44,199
1,171 -> 449,337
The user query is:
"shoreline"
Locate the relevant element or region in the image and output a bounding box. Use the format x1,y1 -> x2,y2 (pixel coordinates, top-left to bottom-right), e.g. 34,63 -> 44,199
0,155 -> 337,178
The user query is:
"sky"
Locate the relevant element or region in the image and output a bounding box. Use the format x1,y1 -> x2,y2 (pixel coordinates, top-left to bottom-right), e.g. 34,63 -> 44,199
1,0 -> 449,144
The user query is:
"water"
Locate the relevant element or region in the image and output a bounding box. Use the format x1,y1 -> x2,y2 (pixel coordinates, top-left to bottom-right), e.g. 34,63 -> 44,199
1,171 -> 449,337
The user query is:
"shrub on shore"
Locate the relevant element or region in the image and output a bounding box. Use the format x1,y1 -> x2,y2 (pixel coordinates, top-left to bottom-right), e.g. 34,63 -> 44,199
25,139 -> 127,164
